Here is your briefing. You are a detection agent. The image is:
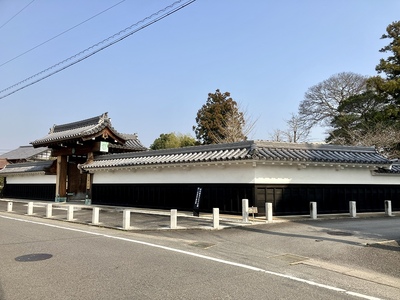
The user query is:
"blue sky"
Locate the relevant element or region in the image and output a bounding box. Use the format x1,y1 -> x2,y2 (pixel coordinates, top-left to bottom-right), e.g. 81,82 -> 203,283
0,0 -> 399,153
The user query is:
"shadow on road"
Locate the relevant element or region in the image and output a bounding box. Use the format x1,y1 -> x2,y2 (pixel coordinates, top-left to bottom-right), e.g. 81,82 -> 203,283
367,240 -> 400,252
236,224 -> 364,246
236,217 -> 400,252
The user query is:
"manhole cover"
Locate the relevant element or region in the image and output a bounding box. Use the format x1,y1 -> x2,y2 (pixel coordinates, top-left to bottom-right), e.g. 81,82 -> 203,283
15,253 -> 53,262
326,231 -> 353,236
189,242 -> 215,249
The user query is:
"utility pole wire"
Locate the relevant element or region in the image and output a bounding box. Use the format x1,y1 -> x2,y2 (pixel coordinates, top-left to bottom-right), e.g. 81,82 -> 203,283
0,0 -> 126,68
0,0 -> 196,100
0,0 -> 36,30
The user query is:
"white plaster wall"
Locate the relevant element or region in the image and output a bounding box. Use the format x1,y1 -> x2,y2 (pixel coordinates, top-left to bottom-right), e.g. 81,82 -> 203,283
254,164 -> 400,185
92,163 -> 400,185
93,164 -> 256,184
6,174 -> 56,184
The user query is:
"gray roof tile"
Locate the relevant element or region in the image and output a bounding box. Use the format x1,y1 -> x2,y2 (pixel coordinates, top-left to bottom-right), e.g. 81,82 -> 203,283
31,113 -> 125,147
30,113 -> 147,151
0,160 -> 55,176
109,135 -> 147,151
0,146 -> 49,160
81,141 -> 391,171
373,163 -> 400,174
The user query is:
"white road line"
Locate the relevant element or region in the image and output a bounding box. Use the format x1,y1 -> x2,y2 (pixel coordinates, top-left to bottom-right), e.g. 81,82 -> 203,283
0,214 -> 382,300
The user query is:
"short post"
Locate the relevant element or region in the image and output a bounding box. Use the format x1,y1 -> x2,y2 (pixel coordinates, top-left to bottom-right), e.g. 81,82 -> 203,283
170,209 -> 177,229
67,205 -> 74,221
122,209 -> 131,230
384,200 -> 393,217
213,208 -> 219,229
310,202 -> 317,219
27,202 -> 34,215
46,203 -> 52,218
242,199 -> 249,223
266,202 -> 273,222
349,201 -> 356,218
92,207 -> 100,225
6,201 -> 13,212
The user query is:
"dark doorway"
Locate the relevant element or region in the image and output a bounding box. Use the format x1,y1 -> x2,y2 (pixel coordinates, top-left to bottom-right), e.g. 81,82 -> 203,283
67,156 -> 87,200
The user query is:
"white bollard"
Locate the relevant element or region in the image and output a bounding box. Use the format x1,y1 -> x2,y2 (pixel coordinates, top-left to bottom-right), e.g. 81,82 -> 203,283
92,207 -> 100,225
310,202 -> 317,219
27,202 -> 34,215
349,201 -> 357,218
170,209 -> 177,229
46,203 -> 52,218
122,209 -> 131,230
213,208 -> 220,229
67,205 -> 74,221
384,200 -> 393,217
266,202 -> 273,222
7,201 -> 13,212
242,199 -> 249,223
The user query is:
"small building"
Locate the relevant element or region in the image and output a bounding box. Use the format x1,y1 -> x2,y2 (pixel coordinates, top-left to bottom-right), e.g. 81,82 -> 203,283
0,146 -> 52,195
0,160 -> 56,200
0,145 -> 52,164
1,114 -> 399,215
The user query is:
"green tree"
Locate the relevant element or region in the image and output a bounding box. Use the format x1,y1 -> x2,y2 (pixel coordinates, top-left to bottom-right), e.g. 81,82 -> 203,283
328,91 -> 386,142
150,133 -> 197,150
327,21 -> 400,157
367,20 -> 400,116
328,89 -> 400,157
193,89 -> 246,144
178,134 -> 198,148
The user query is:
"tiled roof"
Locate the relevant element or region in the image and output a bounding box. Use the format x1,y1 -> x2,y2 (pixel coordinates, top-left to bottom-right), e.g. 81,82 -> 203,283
253,141 -> 390,165
0,160 -> 55,176
373,163 -> 400,174
391,164 -> 400,172
109,134 -> 147,151
31,112 -> 126,147
81,141 -> 391,171
0,146 -> 49,160
82,142 -> 250,170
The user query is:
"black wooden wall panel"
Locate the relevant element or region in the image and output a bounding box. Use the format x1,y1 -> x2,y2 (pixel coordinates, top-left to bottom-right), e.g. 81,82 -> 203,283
92,183 -> 253,214
3,184 -> 55,201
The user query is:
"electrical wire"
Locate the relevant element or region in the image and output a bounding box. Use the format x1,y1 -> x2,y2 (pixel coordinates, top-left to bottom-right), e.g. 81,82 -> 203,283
0,0 -> 196,100
0,0 -> 36,30
0,0 -> 126,68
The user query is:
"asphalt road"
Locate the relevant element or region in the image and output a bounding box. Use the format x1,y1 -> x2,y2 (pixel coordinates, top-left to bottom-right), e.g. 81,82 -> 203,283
0,212 -> 399,300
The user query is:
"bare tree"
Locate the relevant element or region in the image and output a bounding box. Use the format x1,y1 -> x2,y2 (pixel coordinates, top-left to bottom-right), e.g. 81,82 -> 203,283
268,129 -> 286,142
329,122 -> 400,158
283,113 -> 310,143
268,113 -> 310,143
298,72 -> 368,129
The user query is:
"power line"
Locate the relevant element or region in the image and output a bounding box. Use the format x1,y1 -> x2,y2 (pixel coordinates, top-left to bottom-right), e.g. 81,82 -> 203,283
0,0 -> 36,30
0,0 -> 196,100
0,0 -> 126,68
